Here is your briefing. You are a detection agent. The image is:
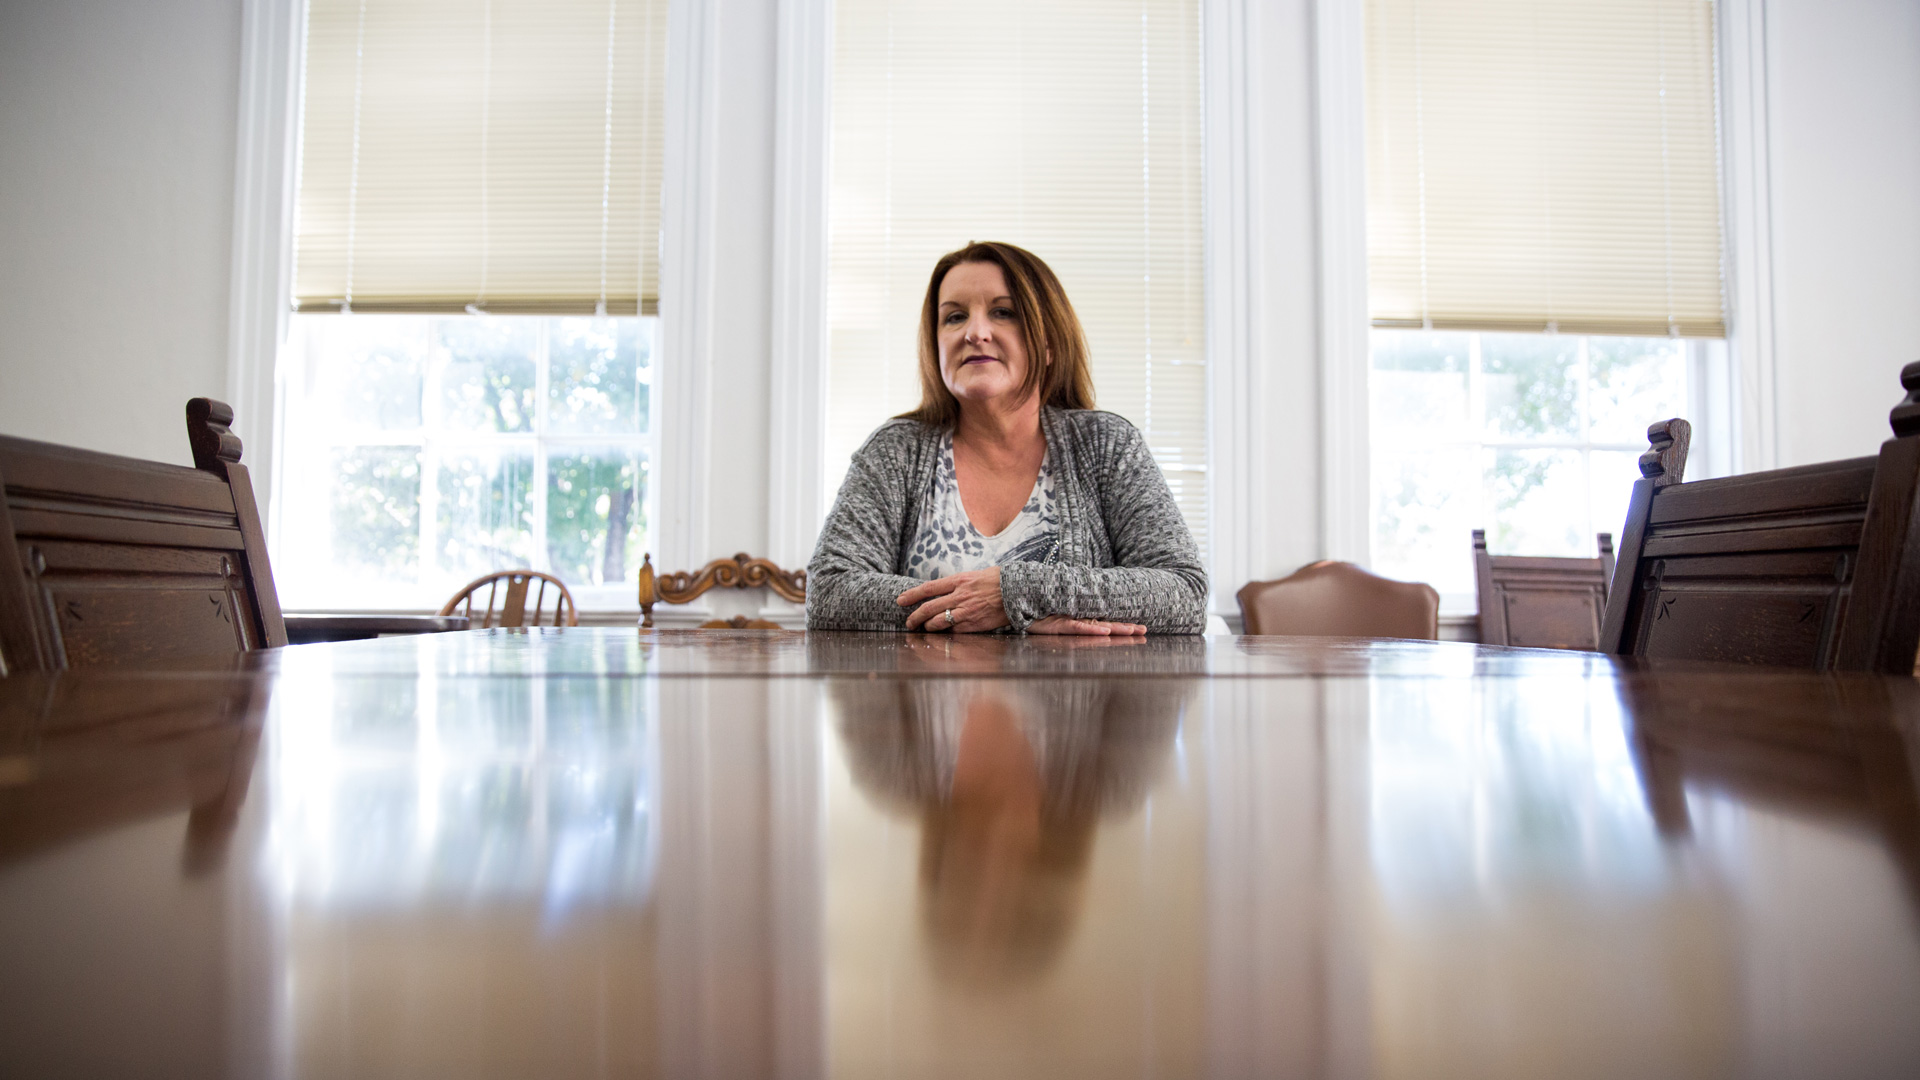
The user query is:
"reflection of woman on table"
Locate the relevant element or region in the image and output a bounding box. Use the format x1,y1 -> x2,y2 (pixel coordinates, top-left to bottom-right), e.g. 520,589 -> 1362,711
807,241 -> 1207,635
833,672 -> 1190,985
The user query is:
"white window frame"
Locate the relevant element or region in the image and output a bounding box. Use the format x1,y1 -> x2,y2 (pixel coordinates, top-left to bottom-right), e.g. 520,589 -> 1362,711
1308,0 -> 1774,584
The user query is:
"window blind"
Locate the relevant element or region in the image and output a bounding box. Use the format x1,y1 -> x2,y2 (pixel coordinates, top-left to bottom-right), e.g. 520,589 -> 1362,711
1366,0 -> 1725,337
827,0 -> 1207,550
296,0 -> 666,316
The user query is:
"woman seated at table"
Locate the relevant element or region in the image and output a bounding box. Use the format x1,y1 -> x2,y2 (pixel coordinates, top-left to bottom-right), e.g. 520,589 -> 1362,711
807,241 -> 1207,635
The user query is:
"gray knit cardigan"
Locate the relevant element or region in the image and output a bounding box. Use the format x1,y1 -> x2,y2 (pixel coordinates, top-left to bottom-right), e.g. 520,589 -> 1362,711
806,407 -> 1208,633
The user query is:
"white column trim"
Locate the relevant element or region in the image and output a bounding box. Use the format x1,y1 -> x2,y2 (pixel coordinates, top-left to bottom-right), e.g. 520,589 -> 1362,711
227,0 -> 305,545
1202,0 -> 1266,618
657,0 -> 723,573
1718,0 -> 1780,474
1314,0 -> 1372,564
765,0 -> 835,605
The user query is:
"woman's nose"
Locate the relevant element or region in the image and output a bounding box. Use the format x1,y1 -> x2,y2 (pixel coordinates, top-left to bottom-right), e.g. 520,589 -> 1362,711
964,313 -> 992,343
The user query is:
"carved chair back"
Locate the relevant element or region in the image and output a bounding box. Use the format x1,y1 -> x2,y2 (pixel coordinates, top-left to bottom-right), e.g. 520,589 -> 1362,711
637,553 -> 806,628
439,570 -> 578,629
1473,530 -> 1616,649
0,399 -> 286,673
1236,560 -> 1440,639
1599,363 -> 1920,672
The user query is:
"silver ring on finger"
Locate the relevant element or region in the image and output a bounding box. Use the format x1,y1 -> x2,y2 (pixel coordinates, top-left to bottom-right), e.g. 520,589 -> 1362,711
944,608 -> 956,627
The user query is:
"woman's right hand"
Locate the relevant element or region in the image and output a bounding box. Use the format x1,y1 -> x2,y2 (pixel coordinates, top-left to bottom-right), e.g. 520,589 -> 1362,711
1027,615 -> 1147,636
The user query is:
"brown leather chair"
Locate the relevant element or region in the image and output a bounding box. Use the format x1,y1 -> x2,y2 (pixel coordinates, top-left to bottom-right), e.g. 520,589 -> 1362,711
440,570 -> 578,628
1600,363 -> 1920,672
1236,560 -> 1440,639
0,399 -> 286,672
637,552 -> 805,628
1473,529 -> 1615,649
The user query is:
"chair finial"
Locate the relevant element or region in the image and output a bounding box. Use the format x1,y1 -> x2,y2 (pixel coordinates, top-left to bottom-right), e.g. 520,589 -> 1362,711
637,553 -> 656,628
1890,362 -> 1920,438
186,398 -> 243,473
1640,418 -> 1691,487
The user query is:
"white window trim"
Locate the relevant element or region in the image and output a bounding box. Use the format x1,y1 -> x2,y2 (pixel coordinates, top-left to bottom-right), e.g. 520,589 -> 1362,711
227,0 -> 305,557
1313,0 -> 1373,567
764,0 -> 834,619
654,0 -> 722,619
1718,0 -> 1781,474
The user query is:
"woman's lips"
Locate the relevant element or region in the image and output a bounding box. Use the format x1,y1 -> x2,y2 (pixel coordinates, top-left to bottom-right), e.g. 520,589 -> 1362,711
960,354 -> 998,366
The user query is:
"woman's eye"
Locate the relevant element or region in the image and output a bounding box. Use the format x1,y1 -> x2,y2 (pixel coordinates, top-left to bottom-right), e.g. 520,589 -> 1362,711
992,307 -> 1016,320
942,311 -> 964,326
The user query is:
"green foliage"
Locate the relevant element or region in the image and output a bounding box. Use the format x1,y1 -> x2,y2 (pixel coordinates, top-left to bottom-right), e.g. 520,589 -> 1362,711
437,451 -> 536,575
546,450 -> 646,585
1480,333 -> 1579,438
549,319 -> 647,435
329,447 -> 421,577
311,315 -> 654,595
438,321 -> 537,432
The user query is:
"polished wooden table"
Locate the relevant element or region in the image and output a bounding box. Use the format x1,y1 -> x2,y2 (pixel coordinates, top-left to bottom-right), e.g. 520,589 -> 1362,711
2,630 -> 1918,1078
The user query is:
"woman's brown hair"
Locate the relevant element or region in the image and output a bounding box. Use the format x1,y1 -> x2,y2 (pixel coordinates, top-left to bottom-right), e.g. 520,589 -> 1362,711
897,241 -> 1096,427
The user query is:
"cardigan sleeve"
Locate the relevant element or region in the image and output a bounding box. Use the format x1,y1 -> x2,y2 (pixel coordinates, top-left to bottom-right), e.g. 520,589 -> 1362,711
805,425 -> 922,631
998,417 -> 1209,634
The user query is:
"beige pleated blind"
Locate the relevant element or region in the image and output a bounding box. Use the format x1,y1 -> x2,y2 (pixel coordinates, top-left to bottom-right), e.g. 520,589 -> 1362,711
1366,0 -> 1726,337
827,0 -> 1208,549
296,0 -> 666,315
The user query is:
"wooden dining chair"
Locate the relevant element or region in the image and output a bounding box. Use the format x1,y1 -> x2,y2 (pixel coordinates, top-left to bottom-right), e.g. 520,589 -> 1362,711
439,570 -> 578,628
636,552 -> 806,628
1236,560 -> 1440,639
1473,530 -> 1615,649
1599,362 -> 1920,672
0,399 -> 286,673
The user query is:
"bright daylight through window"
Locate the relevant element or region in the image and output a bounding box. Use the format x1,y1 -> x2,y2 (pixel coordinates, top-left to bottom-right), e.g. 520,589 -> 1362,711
276,316 -> 654,610
1370,330 -> 1700,599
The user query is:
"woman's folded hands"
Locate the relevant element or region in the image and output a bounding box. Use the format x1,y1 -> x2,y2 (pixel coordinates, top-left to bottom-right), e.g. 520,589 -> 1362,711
897,569 -> 1146,636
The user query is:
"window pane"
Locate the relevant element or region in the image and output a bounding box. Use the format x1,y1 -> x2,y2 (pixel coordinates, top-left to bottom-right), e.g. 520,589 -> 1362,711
280,313 -> 656,609
1374,446 -> 1478,596
1588,337 -> 1686,445
329,446 -> 421,578
1483,448 -> 1587,557
1480,333 -> 1580,440
1589,450 -> 1644,546
436,448 -> 536,579
437,320 -> 537,433
311,316 -> 427,431
546,447 -> 647,586
549,318 -> 648,435
1372,331 -> 1473,441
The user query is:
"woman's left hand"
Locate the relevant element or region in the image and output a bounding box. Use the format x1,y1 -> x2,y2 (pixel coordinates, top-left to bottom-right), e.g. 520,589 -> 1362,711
898,568 -> 1010,632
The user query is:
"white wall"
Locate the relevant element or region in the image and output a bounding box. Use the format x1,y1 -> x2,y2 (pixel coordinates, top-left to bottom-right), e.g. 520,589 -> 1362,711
1767,0 -> 1920,467
0,0 -> 242,469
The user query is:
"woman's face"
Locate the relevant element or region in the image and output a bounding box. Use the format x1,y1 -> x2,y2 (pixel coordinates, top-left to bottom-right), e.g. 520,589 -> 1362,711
936,261 -> 1032,407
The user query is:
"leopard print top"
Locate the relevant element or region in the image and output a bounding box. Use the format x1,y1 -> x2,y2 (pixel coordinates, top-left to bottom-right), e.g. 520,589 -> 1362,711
903,431 -> 1061,581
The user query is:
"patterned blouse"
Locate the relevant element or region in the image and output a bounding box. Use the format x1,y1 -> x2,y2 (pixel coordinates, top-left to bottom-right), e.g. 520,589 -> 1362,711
904,431 -> 1060,581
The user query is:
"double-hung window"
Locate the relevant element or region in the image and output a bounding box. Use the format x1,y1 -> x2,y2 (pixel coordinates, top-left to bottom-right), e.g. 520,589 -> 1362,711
277,0 -> 667,612
1365,0 -> 1727,605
